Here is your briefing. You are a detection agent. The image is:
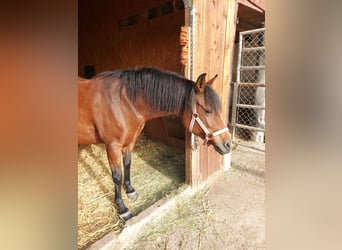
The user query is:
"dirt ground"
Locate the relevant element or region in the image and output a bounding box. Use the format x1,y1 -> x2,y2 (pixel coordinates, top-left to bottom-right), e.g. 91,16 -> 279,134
88,144 -> 265,250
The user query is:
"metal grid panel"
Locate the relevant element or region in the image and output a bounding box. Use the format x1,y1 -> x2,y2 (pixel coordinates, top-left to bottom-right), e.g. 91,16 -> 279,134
231,28 -> 265,151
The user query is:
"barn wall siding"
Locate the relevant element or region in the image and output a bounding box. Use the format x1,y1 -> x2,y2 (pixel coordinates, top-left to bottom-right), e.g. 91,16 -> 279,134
117,10 -> 185,73
79,0 -> 184,76
78,0 -> 120,76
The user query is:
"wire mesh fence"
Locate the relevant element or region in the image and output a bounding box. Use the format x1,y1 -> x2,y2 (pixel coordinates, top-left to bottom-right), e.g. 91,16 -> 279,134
231,28 -> 265,151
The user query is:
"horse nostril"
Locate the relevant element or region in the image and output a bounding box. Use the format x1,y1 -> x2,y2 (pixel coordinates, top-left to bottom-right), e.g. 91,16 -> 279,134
225,141 -> 231,150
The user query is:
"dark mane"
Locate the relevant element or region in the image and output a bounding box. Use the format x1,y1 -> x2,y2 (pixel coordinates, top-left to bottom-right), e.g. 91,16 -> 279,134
95,67 -> 221,114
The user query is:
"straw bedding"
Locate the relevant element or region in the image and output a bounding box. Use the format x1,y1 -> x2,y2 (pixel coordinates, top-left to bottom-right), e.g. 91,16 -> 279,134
78,135 -> 185,249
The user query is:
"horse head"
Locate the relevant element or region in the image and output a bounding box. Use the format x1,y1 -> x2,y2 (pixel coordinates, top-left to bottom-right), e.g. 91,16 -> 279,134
182,73 -> 232,155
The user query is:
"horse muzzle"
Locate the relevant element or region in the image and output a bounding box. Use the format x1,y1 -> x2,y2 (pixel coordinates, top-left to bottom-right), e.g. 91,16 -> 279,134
211,140 -> 231,155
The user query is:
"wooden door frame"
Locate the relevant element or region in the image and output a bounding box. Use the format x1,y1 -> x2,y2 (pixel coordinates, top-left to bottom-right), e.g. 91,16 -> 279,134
183,0 -> 238,186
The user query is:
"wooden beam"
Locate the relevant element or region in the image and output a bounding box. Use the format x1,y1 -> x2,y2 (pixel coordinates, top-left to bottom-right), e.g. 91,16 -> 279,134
221,0 -> 239,170
184,6 -> 202,186
238,0 -> 265,12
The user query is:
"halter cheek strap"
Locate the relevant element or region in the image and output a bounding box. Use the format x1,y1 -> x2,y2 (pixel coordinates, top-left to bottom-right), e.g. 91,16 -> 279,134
189,107 -> 229,145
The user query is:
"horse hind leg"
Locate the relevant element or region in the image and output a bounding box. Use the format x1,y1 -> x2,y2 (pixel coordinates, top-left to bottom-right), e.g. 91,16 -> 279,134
123,151 -> 138,200
106,142 -> 132,221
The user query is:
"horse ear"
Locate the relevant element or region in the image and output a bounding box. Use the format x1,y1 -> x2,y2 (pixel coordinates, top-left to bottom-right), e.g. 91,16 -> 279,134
194,73 -> 207,94
207,74 -> 218,86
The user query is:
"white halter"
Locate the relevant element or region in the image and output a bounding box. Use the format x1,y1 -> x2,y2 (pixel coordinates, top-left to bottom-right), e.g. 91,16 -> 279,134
188,106 -> 229,146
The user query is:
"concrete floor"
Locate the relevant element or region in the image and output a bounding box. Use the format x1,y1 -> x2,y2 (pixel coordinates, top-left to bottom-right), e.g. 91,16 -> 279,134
87,144 -> 265,249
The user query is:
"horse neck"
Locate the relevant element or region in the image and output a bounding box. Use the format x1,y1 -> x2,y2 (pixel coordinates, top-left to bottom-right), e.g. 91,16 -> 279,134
124,78 -> 193,121
133,98 -> 184,121
138,104 -> 182,121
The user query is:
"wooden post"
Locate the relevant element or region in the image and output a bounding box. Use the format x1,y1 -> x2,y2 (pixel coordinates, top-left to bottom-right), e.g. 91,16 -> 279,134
184,3 -> 202,186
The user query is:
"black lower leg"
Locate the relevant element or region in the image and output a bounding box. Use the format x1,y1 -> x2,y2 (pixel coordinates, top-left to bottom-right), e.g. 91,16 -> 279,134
111,166 -> 128,215
123,152 -> 135,194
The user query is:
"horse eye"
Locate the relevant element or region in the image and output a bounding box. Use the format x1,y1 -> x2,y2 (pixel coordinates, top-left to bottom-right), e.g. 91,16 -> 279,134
205,109 -> 213,114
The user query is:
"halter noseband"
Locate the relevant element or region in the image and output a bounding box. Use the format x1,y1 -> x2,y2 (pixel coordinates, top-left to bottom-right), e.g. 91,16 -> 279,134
188,106 -> 229,146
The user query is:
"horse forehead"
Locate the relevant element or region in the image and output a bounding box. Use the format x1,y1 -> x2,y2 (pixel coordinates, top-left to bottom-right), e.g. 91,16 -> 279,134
196,93 -> 214,108
195,93 -> 206,103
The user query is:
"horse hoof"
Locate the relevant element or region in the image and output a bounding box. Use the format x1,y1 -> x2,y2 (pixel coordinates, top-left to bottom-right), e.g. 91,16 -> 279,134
119,211 -> 133,221
127,191 -> 139,200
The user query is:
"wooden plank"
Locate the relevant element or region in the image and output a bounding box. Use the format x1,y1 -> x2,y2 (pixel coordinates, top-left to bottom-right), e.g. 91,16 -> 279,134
238,0 -> 265,12
186,135 -> 204,186
222,0 -> 238,169
200,0 -> 210,182
184,7 -> 202,186
117,0 -> 175,20
185,3 -> 202,186
222,0 -> 239,125
184,6 -> 195,186
200,143 -> 208,182
195,0 -> 208,172
207,0 -> 223,176
185,134 -> 191,185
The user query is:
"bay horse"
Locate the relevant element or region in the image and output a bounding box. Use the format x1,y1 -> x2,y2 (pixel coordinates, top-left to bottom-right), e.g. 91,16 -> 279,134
78,67 -> 231,220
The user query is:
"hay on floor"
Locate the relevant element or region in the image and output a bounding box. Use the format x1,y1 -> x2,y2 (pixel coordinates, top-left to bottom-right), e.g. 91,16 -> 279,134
78,135 -> 185,249
124,186 -> 213,250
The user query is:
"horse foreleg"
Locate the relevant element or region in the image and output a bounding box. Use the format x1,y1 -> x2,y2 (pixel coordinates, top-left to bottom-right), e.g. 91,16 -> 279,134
123,151 -> 138,200
106,142 -> 132,221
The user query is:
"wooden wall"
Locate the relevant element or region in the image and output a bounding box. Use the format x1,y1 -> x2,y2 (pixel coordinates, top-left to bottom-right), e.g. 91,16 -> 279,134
186,0 -> 238,186
78,0 -> 120,75
79,0 -> 185,76
117,9 -> 185,73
